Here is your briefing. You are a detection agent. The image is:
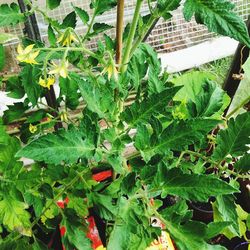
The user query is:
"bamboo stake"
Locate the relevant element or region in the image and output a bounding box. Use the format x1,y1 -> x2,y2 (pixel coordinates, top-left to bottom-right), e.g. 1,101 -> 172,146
116,0 -> 125,66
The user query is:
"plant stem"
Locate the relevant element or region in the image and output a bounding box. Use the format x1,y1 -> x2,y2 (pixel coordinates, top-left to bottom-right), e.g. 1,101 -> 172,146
176,151 -> 186,167
176,150 -> 218,166
130,14 -> 156,56
121,0 -> 144,73
226,96 -> 250,119
35,47 -> 99,61
83,12 -> 96,42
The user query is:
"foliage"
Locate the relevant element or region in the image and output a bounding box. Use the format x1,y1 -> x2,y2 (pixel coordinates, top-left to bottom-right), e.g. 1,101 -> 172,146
0,3 -> 24,26
0,0 -> 249,249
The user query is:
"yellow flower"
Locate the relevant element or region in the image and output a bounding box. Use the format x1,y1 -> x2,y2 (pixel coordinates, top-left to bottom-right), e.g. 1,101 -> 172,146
102,64 -> 119,81
29,124 -> 37,134
49,60 -> 69,78
38,76 -> 56,90
16,44 -> 39,64
57,30 -> 78,46
60,111 -> 68,122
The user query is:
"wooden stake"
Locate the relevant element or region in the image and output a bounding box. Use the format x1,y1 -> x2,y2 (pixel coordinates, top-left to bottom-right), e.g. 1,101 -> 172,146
116,0 -> 125,66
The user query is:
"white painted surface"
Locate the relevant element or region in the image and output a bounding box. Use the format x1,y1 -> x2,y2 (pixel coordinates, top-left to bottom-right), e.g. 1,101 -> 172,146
159,37 -> 238,73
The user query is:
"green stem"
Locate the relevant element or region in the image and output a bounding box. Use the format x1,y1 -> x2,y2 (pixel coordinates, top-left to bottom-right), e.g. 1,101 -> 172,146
43,50 -> 55,80
226,96 -> 250,119
176,150 -> 218,166
120,0 -> 144,73
130,14 -> 156,56
83,12 -> 96,42
176,151 -> 186,167
37,101 -> 59,113
35,46 -> 98,60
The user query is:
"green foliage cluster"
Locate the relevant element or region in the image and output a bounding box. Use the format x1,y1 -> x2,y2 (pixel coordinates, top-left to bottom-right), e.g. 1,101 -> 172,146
0,0 -> 250,249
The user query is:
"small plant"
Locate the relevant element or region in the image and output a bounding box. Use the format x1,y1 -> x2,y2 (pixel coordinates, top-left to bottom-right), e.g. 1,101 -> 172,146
0,0 -> 250,249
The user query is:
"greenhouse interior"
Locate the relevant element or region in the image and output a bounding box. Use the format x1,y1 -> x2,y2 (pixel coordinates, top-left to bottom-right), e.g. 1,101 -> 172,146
0,0 -> 250,249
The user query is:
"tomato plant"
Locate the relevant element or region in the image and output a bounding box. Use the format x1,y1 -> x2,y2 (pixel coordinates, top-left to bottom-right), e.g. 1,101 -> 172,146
0,0 -> 250,249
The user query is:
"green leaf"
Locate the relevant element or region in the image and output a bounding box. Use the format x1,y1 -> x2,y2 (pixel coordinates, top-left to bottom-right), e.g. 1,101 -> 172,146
187,80 -> 230,119
159,206 -> 225,250
121,172 -> 138,195
5,76 -> 25,99
0,133 -> 21,178
16,165 -> 42,192
0,195 -> 31,236
0,3 -> 25,27
89,193 -> 117,220
90,0 -> 117,16
155,168 -> 237,202
128,43 -> 162,93
61,11 -> 77,29
104,34 -> 114,50
33,239 -> 49,250
59,73 -> 79,110
79,110 -> 100,146
0,239 -> 32,250
157,0 -> 181,20
41,200 -> 59,224
212,112 -> 250,161
24,191 -> 44,217
247,214 -> 250,229
47,24 -> 56,46
135,118 -> 219,162
147,66 -> 165,95
0,44 -> 4,71
88,23 -> 113,38
62,226 -> 92,250
46,0 -> 61,10
3,102 -> 28,124
227,55 -> 250,117
205,221 -> 232,240
107,154 -> 124,173
25,110 -> 46,124
0,119 -> 9,145
172,71 -> 216,103
16,127 -> 95,164
108,223 -> 130,250
183,0 -> 250,47
72,5 -> 89,24
234,154 -> 250,173
20,65 -> 41,106
76,75 -> 116,119
61,210 -> 92,250
107,197 -> 157,250
127,47 -> 148,90
67,194 -> 89,218
121,86 -> 181,127
212,195 -> 240,239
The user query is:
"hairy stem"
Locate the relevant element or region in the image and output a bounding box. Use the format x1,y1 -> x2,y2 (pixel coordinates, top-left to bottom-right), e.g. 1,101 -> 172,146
83,12 -> 96,42
226,96 -> 250,119
121,0 -> 144,73
130,14 -> 157,56
176,150 -> 218,167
